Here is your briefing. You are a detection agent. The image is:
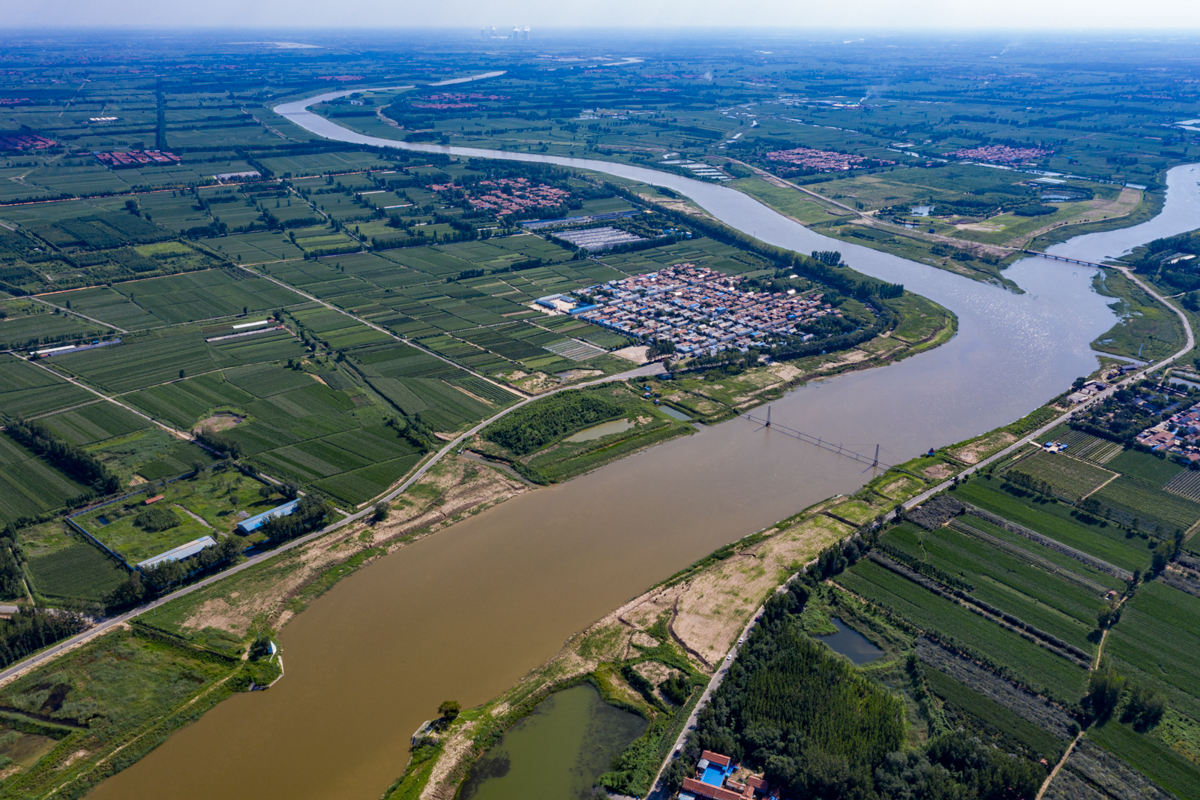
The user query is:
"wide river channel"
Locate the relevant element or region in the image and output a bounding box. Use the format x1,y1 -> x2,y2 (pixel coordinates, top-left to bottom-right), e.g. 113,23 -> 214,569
88,88 -> 1200,800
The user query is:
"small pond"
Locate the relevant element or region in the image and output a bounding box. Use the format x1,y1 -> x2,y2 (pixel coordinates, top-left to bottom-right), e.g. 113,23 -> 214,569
817,617 -> 884,665
564,418 -> 635,443
659,406 -> 692,422
459,683 -> 647,800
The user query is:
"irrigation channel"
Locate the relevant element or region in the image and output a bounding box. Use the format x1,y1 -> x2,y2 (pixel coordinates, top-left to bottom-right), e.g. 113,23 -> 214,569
84,84 -> 1200,800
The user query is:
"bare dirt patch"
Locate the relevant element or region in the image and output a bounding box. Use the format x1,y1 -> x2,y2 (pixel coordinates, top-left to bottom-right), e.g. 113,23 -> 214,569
422,720 -> 477,800
630,631 -> 659,649
923,463 -> 955,480
194,413 -> 243,434
949,432 -> 1016,465
881,477 -> 916,498
308,373 -> 329,387
815,349 -> 870,372
667,515 -> 850,665
557,368 -> 603,383
611,345 -> 650,364
505,370 -> 557,394
769,363 -> 802,382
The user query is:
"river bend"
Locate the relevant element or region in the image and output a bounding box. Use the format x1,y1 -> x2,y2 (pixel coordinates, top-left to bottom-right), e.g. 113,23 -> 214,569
85,87 -> 1200,800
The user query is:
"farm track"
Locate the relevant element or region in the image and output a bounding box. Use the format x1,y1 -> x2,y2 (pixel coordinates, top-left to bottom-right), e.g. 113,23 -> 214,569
235,262 -> 531,401
19,357 -> 192,443
25,295 -> 129,334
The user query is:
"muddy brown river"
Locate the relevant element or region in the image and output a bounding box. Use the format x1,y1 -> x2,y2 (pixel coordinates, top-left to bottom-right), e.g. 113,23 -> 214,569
85,91 -> 1200,799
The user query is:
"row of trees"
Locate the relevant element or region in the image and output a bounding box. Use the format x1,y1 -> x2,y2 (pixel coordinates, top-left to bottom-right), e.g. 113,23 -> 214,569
259,495 -> 332,545
483,390 -> 624,455
662,576 -> 1047,800
5,418 -> 120,495
0,608 -> 88,669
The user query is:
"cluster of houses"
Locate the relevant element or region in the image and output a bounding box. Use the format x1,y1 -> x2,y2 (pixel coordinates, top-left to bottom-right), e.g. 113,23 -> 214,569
765,146 -> 892,172
558,263 -> 842,355
945,145 -> 1051,164
93,149 -> 181,168
1066,379 -> 1110,405
0,133 -> 57,150
680,751 -> 774,800
1135,400 -> 1200,462
412,91 -> 507,110
431,177 -> 570,216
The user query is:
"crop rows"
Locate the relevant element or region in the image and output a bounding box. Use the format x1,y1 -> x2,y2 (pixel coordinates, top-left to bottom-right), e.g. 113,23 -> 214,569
0,356 -> 94,418
882,524 -> 1104,651
1106,582 -> 1200,712
955,480 -> 1150,573
1164,469 -> 1200,502
1056,430 -> 1123,464
1058,737 -> 1190,800
868,552 -> 1091,662
1092,476 -> 1200,535
836,559 -> 1088,702
1003,450 -> 1114,502
26,542 -> 130,601
916,638 -> 1074,738
40,402 -> 149,447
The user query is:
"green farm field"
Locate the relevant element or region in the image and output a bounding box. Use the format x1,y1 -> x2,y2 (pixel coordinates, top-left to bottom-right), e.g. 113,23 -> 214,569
880,522 -> 1106,652
26,542 -> 130,601
1107,582 -> 1200,720
1107,449 -> 1184,486
1090,721 -> 1200,800
955,478 -> 1155,572
0,355 -> 94,418
1092,476 -> 1200,535
836,558 -> 1088,703
923,667 -> 1066,760
0,433 -> 89,528
1003,451 -> 1115,502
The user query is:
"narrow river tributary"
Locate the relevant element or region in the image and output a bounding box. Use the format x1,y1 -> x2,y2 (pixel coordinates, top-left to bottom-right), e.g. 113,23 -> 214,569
85,89 -> 1200,800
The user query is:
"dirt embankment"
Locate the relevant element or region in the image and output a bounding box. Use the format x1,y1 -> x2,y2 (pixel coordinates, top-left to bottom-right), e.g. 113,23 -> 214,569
415,501 -> 868,800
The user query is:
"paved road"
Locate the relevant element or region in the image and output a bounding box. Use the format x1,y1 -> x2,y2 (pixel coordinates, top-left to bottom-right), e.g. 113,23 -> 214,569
0,361 -> 665,685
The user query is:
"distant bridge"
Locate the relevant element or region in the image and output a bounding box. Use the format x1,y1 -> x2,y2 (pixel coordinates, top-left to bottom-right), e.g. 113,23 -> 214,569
1022,249 -> 1112,269
740,409 -> 924,480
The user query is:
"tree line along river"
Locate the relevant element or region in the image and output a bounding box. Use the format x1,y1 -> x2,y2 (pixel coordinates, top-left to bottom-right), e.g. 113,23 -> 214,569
84,87 -> 1200,800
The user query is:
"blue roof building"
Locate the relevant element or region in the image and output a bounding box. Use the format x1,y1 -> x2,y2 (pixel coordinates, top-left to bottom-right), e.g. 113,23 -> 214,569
236,499 -> 300,535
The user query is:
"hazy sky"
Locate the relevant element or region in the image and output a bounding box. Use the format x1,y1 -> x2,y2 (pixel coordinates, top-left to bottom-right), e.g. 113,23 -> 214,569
6,0 -> 1200,30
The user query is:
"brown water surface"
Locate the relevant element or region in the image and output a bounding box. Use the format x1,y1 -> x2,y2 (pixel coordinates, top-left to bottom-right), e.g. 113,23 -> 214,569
86,93 -> 1200,800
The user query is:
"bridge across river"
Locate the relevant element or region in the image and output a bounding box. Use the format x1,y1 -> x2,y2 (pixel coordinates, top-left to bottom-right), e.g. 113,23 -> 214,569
1023,249 -> 1112,269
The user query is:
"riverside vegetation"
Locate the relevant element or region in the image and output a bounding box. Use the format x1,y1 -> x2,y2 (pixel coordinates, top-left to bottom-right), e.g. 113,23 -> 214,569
1,30 -> 1199,800
398,355 -> 1200,800
0,98 -> 953,798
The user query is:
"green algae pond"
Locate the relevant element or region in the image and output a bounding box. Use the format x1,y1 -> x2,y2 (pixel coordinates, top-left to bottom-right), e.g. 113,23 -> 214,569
458,684 -> 647,800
